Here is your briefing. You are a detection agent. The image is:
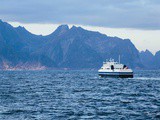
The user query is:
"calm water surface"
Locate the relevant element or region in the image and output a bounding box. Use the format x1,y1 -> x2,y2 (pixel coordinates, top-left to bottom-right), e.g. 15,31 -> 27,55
0,70 -> 160,120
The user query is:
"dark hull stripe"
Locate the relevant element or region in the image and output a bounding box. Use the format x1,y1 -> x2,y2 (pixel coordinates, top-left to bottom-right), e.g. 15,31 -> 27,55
99,72 -> 133,74
99,74 -> 133,78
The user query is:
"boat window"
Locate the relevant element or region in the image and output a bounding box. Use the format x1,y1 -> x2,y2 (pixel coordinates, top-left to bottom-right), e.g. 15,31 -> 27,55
111,65 -> 114,70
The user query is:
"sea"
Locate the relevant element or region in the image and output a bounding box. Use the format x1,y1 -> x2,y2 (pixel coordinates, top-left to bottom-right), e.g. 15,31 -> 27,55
0,70 -> 160,120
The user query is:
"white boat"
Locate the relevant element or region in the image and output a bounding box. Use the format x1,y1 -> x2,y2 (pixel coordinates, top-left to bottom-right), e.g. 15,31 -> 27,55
98,57 -> 133,78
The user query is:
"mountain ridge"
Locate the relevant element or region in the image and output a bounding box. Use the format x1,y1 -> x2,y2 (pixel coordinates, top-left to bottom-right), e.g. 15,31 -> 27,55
0,20 -> 159,70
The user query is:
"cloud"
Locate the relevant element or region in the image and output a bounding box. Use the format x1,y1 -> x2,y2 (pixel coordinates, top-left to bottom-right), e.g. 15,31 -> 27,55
0,0 -> 160,29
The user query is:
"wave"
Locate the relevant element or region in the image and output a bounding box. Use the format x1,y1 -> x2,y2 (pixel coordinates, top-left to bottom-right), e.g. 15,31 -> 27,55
130,77 -> 160,80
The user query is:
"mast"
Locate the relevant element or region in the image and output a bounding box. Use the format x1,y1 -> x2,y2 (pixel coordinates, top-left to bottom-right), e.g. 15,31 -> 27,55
119,55 -> 121,63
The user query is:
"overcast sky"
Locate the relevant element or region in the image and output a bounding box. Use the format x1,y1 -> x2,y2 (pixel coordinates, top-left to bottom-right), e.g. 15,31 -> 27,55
1,0 -> 160,53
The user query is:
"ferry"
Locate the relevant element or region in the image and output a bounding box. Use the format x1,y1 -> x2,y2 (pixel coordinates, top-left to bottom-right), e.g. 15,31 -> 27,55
98,57 -> 133,78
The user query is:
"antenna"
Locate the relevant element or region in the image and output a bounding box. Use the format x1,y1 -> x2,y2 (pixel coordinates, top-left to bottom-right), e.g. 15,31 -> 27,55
119,55 -> 121,63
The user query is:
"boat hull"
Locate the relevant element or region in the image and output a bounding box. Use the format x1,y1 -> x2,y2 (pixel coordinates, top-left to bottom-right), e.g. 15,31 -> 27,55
98,72 -> 133,78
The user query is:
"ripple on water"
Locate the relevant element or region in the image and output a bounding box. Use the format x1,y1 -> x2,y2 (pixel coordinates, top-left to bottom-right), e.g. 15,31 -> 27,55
0,70 -> 160,119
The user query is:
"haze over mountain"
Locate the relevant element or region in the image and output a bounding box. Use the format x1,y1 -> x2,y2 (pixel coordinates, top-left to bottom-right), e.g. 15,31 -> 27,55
0,20 -> 159,70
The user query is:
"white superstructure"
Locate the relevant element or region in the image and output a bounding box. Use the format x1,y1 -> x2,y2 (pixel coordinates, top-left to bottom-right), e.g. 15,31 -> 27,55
98,58 -> 133,78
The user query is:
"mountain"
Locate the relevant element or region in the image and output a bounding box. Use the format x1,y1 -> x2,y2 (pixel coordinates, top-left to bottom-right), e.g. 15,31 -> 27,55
153,51 -> 160,69
139,50 -> 160,69
0,20 -> 55,69
0,19 -> 156,70
139,50 -> 154,69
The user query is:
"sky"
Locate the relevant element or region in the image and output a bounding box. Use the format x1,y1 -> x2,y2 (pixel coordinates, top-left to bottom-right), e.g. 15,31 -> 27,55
0,0 -> 160,54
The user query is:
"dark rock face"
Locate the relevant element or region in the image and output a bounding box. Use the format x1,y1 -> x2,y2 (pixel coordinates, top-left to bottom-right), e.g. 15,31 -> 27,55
0,20 -> 153,70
